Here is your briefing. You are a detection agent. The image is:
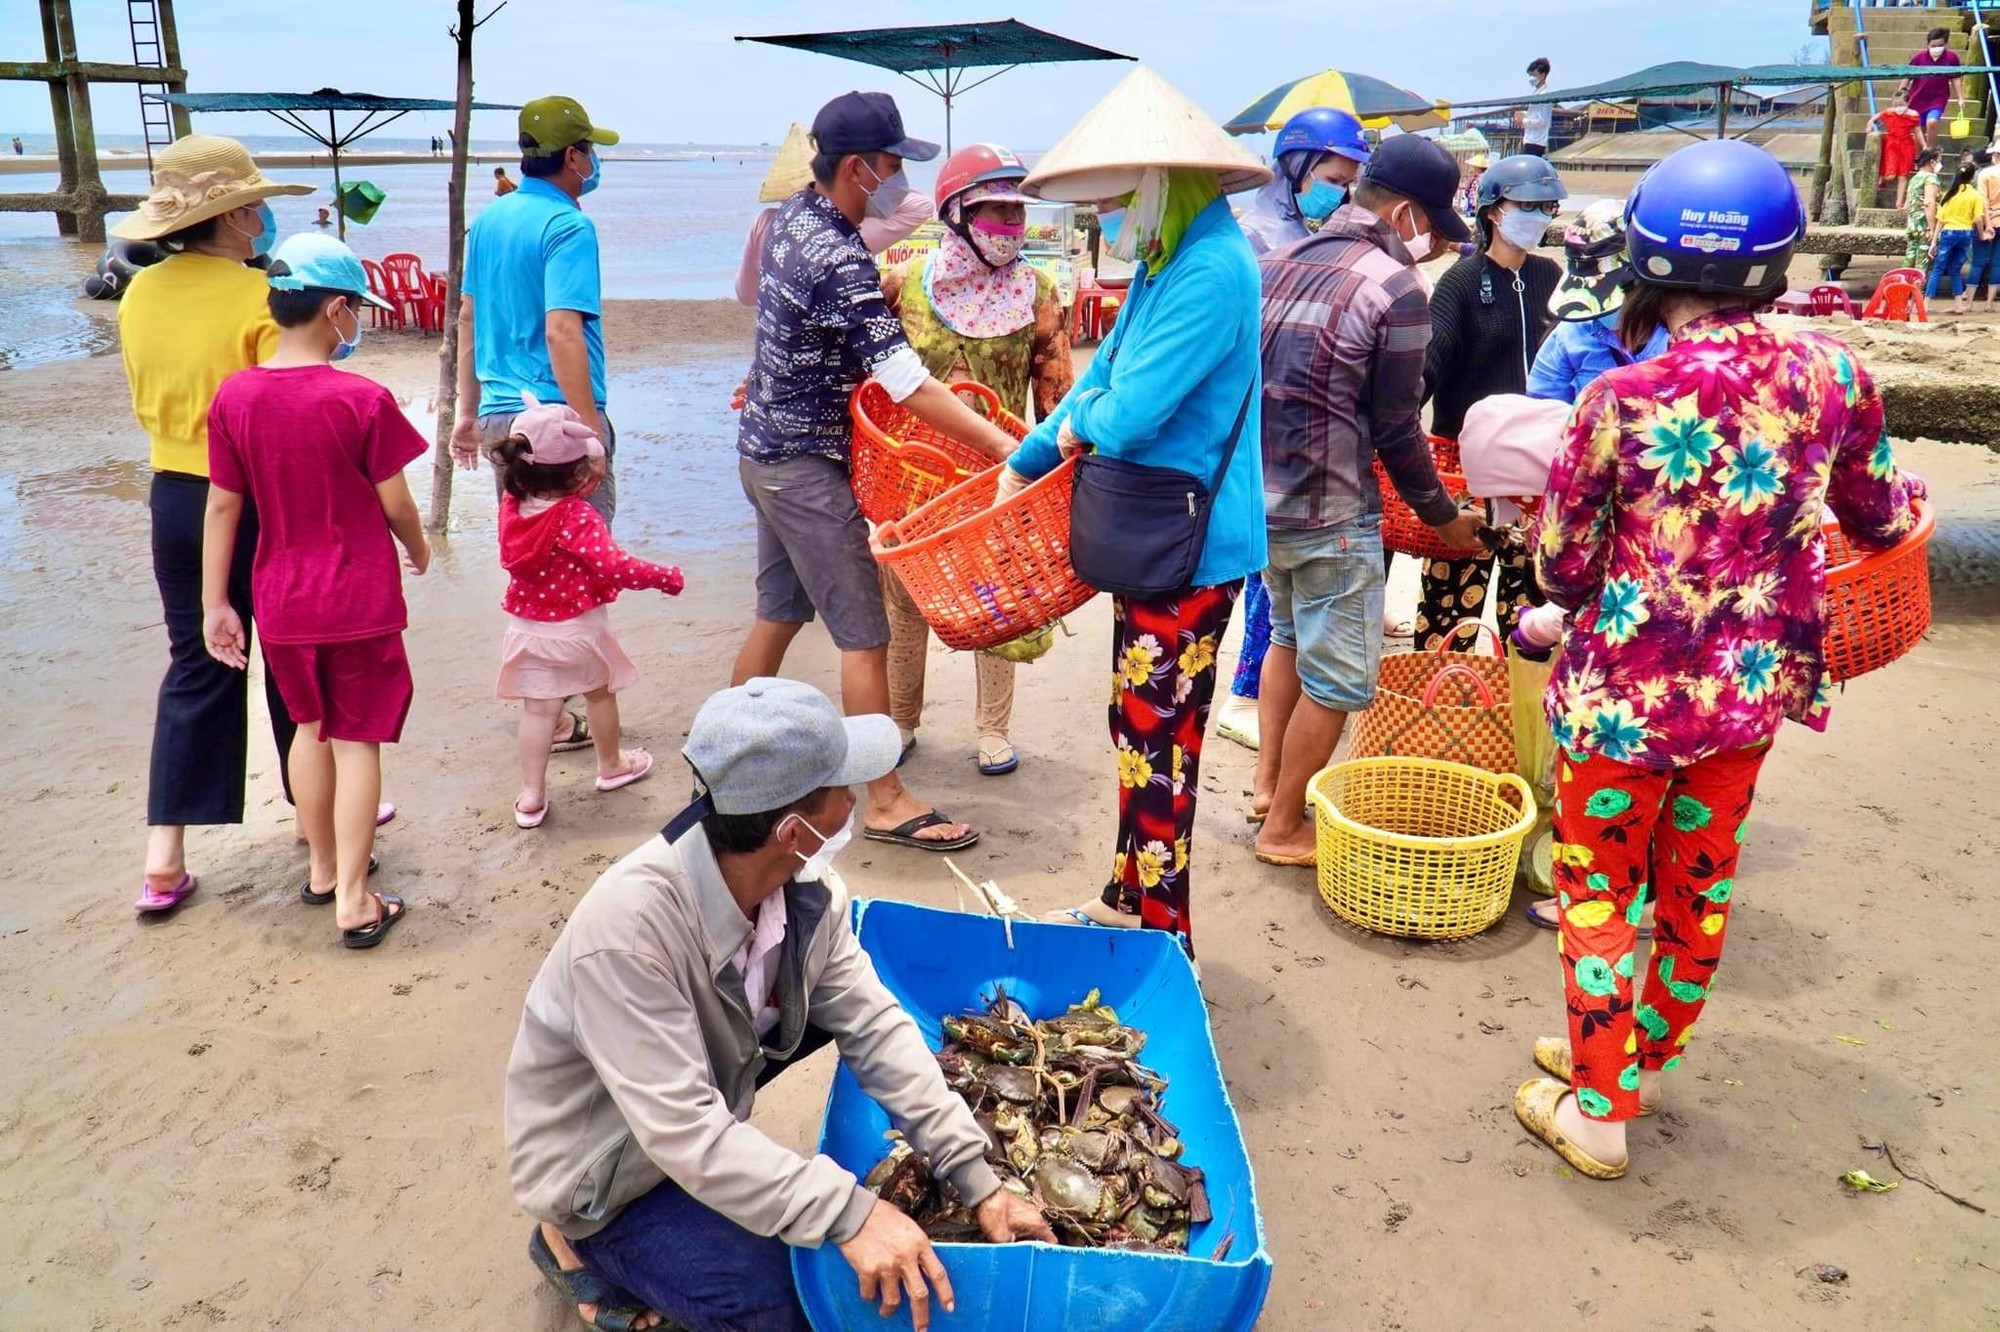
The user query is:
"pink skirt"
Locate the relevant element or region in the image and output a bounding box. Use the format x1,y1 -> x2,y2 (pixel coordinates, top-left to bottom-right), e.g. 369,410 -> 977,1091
496,606 -> 639,701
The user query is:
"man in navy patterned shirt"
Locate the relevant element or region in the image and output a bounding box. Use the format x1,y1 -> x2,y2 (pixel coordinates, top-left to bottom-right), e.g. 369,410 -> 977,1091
734,91 -> 1018,852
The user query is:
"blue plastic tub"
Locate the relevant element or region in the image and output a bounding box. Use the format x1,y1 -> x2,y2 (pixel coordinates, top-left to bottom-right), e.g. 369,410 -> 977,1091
793,900 -> 1272,1331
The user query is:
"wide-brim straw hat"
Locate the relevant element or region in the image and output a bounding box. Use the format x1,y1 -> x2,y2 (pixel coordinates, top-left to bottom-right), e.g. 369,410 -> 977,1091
758,123 -> 815,203
111,134 -> 312,241
1022,66 -> 1273,203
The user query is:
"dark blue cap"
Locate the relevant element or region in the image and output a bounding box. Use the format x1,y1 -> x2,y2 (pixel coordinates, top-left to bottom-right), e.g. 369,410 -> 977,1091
810,91 -> 939,163
1362,135 -> 1472,244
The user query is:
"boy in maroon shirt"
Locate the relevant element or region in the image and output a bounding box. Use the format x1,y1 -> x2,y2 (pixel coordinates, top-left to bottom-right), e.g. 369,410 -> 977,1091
202,233 -> 429,949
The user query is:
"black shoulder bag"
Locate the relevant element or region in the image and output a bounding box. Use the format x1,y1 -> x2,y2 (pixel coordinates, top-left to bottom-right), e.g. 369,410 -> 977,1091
1066,385 -> 1254,601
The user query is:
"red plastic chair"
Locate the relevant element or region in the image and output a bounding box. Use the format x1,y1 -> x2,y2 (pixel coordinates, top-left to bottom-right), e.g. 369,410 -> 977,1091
1862,275 -> 1930,323
1807,283 -> 1859,317
379,252 -> 430,329
1883,266 -> 1925,287
410,271 -> 447,334
360,258 -> 403,330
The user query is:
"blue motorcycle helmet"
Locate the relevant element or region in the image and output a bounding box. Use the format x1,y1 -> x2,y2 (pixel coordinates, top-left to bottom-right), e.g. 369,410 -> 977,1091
1624,139 -> 1804,296
1273,107 -> 1371,222
1273,106 -> 1371,167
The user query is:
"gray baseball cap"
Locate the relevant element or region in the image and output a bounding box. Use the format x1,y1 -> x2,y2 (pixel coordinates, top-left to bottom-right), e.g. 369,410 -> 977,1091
683,678 -> 900,815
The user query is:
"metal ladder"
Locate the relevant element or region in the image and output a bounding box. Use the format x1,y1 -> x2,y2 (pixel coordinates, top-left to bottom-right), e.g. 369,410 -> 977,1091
127,0 -> 176,169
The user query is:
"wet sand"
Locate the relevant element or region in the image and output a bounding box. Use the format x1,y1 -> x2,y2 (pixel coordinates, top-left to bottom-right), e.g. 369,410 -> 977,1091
2,300 -> 1998,1329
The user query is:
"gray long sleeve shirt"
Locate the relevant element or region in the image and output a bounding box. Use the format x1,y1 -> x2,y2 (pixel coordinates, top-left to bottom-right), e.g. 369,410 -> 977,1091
503,811 -> 999,1244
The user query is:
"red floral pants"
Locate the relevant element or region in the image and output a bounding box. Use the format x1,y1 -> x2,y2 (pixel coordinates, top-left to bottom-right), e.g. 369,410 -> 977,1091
1553,742 -> 1770,1121
1102,583 -> 1241,954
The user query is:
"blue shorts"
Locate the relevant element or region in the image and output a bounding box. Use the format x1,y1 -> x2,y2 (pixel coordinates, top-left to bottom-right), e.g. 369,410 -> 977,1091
1263,514 -> 1386,713
1920,105 -> 1947,126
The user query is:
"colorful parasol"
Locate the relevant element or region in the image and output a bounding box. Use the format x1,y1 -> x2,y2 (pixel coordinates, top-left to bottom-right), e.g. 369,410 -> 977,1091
1225,69 -> 1447,134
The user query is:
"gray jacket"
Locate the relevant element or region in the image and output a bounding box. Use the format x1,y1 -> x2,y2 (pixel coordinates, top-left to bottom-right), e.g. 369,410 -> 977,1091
503,805 -> 1001,1244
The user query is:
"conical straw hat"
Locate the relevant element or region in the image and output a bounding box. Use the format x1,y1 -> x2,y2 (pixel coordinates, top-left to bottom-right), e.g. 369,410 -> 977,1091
758,123 -> 815,203
1023,66 -> 1273,203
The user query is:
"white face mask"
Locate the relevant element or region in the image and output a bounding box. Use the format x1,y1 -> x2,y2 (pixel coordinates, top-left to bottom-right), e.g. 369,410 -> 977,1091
859,159 -> 912,219
1395,203 -> 1436,263
783,808 -> 854,881
1497,207 -> 1550,252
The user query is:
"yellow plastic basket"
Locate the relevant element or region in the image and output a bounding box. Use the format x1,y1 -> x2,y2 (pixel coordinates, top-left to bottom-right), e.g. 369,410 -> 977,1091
1309,757 -> 1537,940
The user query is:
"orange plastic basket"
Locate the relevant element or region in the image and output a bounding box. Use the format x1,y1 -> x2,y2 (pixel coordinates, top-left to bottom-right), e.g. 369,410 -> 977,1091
1375,435 -> 1485,561
1822,498 -> 1934,683
871,456 -> 1097,652
849,380 -> 1026,525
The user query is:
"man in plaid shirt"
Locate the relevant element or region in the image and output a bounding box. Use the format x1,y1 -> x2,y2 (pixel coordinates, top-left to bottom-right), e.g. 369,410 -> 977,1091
1251,135 -> 1487,868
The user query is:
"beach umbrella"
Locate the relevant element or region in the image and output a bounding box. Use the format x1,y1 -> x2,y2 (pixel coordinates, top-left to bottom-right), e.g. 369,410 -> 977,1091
1225,70 -> 1447,135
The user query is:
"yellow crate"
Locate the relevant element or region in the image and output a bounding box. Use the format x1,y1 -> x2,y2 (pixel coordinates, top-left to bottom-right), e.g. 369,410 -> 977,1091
1309,757 -> 1536,940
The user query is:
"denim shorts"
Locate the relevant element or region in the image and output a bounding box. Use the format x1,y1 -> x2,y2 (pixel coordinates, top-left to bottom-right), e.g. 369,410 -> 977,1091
1264,514 -> 1386,713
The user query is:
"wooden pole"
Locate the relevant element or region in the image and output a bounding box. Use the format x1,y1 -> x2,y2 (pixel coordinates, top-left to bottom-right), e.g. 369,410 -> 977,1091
429,0 -> 499,533
51,0 -> 106,242
157,0 -> 192,138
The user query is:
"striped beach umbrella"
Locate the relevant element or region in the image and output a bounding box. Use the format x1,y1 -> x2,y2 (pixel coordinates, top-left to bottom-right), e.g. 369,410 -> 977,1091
1225,70 -> 1447,134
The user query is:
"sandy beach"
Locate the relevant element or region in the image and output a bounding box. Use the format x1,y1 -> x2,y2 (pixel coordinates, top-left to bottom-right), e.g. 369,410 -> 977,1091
2,299 -> 1997,1330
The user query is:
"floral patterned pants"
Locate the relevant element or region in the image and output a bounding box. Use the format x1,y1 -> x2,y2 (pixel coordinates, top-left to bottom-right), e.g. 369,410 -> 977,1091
1104,582 -> 1242,954
1229,573 -> 1272,699
1554,742 -> 1770,1121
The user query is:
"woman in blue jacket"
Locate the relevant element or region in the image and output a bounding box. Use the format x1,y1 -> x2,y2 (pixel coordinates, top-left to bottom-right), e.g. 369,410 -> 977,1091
999,69 -> 1269,956
1527,200 -> 1669,403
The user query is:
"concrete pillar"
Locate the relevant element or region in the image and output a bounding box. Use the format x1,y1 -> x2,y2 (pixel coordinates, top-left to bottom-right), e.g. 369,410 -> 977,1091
50,0 -> 107,242
39,0 -> 77,236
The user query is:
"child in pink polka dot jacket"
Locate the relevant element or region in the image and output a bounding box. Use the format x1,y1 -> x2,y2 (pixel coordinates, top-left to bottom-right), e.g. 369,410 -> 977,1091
492,394 -> 683,828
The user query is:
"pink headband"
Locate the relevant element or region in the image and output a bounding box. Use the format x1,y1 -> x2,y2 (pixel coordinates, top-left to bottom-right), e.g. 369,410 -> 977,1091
515,391 -> 603,465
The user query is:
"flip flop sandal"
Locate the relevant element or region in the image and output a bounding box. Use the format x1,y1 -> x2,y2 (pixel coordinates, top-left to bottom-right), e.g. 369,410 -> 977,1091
977,739 -> 1019,776
1253,848 -> 1317,868
134,872 -> 197,914
898,729 -> 916,768
863,810 -> 980,853
551,711 -> 593,753
300,855 -> 382,905
340,893 -> 408,950
516,799 -> 550,830
1525,900 -> 1654,940
595,749 -> 654,793
1531,1038 -> 1658,1117
1513,1077 -> 1627,1180
527,1226 -> 657,1332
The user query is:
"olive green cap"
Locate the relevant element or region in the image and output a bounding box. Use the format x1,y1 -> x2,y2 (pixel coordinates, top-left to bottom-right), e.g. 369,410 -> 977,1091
518,96 -> 620,155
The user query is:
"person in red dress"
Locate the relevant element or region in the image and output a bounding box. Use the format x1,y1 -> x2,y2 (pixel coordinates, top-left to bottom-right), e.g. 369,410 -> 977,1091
1870,90 -> 1923,210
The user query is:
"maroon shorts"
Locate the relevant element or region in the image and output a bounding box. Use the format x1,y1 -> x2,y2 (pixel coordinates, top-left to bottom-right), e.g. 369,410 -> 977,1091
265,633 -> 414,744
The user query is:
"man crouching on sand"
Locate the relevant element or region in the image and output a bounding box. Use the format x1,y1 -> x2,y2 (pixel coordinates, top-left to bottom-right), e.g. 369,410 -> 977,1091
504,677 -> 1052,1332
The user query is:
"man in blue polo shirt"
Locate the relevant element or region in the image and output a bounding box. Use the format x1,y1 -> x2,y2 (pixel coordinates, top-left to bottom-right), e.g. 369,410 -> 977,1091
452,95 -> 620,524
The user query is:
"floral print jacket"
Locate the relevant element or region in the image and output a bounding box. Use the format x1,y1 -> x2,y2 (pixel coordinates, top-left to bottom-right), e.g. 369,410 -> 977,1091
1534,311 -> 1920,771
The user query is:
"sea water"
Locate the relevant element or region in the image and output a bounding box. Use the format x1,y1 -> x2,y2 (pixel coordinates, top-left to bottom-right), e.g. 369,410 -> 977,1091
0,139 -> 790,370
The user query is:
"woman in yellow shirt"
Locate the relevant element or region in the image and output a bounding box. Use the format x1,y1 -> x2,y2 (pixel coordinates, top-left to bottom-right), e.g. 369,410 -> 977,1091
1925,158 -> 1983,314
114,136 -> 315,913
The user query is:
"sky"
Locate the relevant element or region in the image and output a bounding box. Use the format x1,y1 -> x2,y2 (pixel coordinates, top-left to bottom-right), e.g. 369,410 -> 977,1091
2,0 -> 1814,150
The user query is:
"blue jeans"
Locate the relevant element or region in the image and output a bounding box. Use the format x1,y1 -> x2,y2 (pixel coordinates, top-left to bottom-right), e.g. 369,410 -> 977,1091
1970,234 -> 2000,292
569,1027 -> 836,1332
1263,514 -> 1386,713
1927,229 -> 1975,298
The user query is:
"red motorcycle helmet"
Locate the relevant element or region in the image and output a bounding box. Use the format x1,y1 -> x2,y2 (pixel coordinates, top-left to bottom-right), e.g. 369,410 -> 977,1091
934,143 -> 1030,219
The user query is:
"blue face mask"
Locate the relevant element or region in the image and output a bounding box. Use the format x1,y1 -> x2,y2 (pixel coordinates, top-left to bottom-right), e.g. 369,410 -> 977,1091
252,202 -> 277,255
1296,179 -> 1346,222
580,147 -> 601,196
330,300 -> 363,362
1097,209 -> 1124,243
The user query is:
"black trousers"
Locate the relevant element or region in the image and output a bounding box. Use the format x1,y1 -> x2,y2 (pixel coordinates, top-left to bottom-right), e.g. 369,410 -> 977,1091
147,471 -> 296,826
